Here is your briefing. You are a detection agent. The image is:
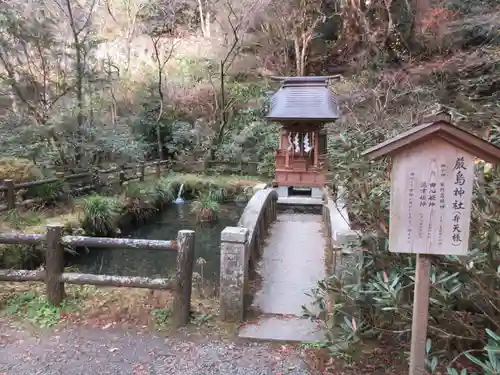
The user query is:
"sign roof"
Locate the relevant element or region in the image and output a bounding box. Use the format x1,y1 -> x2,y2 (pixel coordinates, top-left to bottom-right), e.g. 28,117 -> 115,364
362,118 -> 500,163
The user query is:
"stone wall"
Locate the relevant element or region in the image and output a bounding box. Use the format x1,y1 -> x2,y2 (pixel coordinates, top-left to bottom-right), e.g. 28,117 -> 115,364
219,188 -> 278,322
322,187 -> 362,285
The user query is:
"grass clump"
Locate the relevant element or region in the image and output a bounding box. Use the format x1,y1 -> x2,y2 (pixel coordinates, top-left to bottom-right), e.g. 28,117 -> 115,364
153,178 -> 176,206
122,181 -> 158,219
190,191 -> 221,223
24,180 -> 64,205
79,195 -> 123,236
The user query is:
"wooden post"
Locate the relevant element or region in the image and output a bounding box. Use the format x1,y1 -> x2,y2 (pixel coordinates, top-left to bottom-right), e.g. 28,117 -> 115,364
139,162 -> 145,182
360,114 -> 500,375
91,168 -> 101,191
409,254 -> 432,375
119,170 -> 126,187
45,224 -> 65,306
172,230 -> 195,327
55,172 -> 70,203
5,179 -> 15,210
155,161 -> 161,178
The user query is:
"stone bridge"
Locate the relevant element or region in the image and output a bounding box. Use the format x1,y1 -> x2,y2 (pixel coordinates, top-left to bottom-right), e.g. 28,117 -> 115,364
219,187 -> 360,342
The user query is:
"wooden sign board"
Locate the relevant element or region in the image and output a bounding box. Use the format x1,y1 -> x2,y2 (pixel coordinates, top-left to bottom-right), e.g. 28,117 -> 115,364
390,138 -> 474,255
362,115 -> 500,375
363,116 -> 500,256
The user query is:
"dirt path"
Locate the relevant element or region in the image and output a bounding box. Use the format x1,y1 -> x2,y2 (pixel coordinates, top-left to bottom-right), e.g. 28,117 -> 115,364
0,322 -> 314,375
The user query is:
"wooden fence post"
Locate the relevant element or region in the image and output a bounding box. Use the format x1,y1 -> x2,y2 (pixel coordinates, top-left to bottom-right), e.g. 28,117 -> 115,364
45,224 -> 65,306
155,161 -> 161,178
139,162 -> 145,182
55,172 -> 70,203
119,169 -> 126,190
172,230 -> 195,327
5,179 -> 15,210
91,168 -> 101,191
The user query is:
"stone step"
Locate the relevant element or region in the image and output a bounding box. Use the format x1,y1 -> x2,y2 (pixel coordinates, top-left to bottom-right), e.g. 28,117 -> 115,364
238,315 -> 325,343
277,196 -> 323,206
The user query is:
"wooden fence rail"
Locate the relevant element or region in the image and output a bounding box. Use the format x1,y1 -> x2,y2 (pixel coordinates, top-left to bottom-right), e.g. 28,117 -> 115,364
0,225 -> 195,327
0,159 -> 170,211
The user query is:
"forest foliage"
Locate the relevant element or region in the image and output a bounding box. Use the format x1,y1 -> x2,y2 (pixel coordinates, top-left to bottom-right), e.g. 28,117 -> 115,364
0,0 -> 500,371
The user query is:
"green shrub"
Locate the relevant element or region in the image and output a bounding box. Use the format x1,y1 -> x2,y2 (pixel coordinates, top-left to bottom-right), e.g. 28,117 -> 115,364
122,181 -> 157,219
153,178 -> 176,206
25,180 -> 64,204
0,157 -> 43,183
79,195 -> 124,236
307,75 -> 500,371
190,191 -> 221,223
0,244 -> 43,269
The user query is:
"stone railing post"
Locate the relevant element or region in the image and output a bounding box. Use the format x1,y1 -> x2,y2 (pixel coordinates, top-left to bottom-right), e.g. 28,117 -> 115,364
220,227 -> 249,322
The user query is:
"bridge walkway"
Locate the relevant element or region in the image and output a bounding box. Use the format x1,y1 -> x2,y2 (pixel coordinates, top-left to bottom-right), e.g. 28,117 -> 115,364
239,211 -> 326,342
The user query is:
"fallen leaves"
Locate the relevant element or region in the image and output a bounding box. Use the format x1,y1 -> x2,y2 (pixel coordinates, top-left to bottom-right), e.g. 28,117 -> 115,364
302,340 -> 408,375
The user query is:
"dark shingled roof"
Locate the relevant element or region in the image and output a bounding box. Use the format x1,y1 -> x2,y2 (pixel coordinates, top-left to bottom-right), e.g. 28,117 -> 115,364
266,76 -> 340,122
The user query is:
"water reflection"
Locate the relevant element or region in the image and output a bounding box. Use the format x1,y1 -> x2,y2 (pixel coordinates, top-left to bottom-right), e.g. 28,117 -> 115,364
73,203 -> 245,280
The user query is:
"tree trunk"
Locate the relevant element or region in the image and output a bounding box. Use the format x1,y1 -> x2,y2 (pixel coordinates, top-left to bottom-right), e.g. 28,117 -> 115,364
294,37 -> 303,75
65,0 -> 87,166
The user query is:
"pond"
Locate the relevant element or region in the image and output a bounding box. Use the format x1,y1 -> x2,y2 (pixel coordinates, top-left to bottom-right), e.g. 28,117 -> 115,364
72,202 -> 245,281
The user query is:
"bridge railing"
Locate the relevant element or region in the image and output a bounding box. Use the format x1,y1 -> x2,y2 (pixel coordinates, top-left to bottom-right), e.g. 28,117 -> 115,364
0,225 -> 195,327
219,188 -> 278,321
322,186 -> 362,319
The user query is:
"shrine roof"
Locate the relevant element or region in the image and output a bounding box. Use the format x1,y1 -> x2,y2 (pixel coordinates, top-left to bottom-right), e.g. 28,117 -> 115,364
266,76 -> 340,122
362,118 -> 500,163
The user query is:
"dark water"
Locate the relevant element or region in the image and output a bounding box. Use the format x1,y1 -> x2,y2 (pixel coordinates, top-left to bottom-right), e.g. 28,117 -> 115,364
72,203 -> 245,280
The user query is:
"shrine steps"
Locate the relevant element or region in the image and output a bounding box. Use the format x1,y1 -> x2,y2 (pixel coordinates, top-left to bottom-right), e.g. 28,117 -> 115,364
277,196 -> 323,206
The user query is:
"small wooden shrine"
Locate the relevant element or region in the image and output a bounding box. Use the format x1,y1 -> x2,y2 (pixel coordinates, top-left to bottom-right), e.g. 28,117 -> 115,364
266,76 -> 339,198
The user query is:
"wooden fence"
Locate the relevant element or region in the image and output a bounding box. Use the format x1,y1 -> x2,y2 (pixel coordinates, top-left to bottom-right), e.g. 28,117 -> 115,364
206,161 -> 259,175
0,225 -> 195,327
0,159 -> 170,211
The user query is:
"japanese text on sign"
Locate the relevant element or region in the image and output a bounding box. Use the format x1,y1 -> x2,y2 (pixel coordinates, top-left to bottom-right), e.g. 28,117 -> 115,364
452,157 -> 467,246
390,139 -> 474,255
